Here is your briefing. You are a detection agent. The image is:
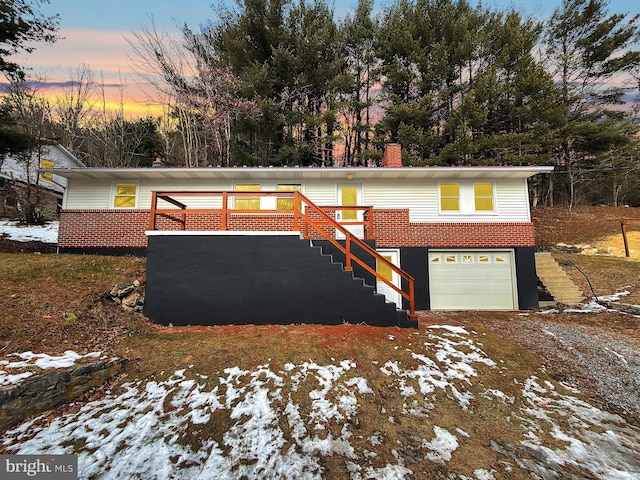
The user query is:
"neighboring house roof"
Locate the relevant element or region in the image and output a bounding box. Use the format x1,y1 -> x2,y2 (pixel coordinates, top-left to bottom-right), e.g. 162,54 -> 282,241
1,144 -> 84,194
42,165 -> 554,181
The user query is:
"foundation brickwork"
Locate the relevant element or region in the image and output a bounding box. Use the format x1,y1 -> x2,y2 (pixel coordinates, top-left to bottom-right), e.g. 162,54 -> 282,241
58,207 -> 535,249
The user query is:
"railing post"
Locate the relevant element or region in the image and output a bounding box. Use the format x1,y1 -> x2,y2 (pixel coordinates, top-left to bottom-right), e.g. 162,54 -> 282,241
221,192 -> 228,231
345,233 -> 352,271
148,191 -> 157,230
293,191 -> 300,232
408,278 -> 416,319
367,207 -> 374,238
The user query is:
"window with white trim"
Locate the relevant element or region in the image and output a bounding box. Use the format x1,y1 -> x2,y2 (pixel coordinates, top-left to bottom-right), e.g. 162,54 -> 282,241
276,184 -> 302,210
438,181 -> 496,214
113,183 -> 138,208
234,184 -> 261,210
439,183 -> 460,211
474,182 -> 494,211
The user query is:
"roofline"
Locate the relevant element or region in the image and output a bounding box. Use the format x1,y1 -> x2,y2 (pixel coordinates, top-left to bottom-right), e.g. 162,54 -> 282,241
40,165 -> 555,180
51,144 -> 85,167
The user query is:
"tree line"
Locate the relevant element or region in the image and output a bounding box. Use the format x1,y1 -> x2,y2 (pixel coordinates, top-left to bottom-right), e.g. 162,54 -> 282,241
2,0 -> 640,209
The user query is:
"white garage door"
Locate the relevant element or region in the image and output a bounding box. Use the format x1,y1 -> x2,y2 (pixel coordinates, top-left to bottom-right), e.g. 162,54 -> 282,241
428,250 -> 517,310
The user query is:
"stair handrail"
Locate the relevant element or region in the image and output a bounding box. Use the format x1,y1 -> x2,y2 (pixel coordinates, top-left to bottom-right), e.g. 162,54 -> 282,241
294,191 -> 416,319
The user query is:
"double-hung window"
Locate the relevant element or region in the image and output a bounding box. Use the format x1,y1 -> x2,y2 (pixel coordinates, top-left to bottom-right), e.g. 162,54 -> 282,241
234,184 -> 261,210
439,183 -> 460,211
113,183 -> 138,208
276,184 -> 302,210
474,182 -> 494,211
39,159 -> 54,183
439,182 -> 495,213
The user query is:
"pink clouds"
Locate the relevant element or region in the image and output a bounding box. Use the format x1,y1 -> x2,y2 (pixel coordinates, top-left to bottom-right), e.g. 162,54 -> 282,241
18,28 -> 139,83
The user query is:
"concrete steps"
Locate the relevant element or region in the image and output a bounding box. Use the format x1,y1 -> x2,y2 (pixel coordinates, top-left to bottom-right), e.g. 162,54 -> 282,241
535,252 -> 585,305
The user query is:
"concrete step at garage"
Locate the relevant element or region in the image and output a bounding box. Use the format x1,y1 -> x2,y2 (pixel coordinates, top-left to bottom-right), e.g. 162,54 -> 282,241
535,252 -> 585,305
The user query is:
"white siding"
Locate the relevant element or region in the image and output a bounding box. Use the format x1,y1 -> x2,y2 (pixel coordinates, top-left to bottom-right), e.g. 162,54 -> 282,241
62,175 -> 531,222
303,180 -> 336,206
363,178 -> 435,221
362,177 -> 530,222
139,179 -> 233,209
64,179 -> 112,209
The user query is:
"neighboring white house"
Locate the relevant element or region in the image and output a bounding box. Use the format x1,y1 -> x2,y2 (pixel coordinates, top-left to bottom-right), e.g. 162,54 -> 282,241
0,144 -> 84,220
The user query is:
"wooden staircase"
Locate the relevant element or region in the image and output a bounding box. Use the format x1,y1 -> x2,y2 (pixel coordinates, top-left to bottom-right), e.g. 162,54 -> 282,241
535,252 -> 585,305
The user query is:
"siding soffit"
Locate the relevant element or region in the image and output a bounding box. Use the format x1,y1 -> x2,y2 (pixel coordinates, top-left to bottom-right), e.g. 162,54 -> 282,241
41,166 -> 554,182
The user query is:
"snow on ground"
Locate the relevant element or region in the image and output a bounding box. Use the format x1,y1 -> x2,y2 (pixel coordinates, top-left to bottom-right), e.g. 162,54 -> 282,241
0,220 -> 58,244
2,327 -> 640,479
0,351 -> 103,386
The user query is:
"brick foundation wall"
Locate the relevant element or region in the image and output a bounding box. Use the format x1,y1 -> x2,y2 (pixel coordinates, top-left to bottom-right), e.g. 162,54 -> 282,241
58,210 -> 300,249
373,209 -> 535,247
58,210 -> 151,248
58,208 -> 535,249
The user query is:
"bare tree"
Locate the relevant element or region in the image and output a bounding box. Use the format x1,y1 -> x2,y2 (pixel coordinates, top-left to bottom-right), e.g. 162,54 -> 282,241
1,75 -> 54,223
54,63 -> 95,160
129,18 -> 257,167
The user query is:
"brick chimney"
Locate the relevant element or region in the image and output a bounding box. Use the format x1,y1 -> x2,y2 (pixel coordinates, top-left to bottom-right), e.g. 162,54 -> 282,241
381,143 -> 402,167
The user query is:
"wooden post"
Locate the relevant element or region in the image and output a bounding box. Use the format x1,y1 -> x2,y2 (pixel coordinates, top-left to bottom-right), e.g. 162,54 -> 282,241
221,192 -> 228,231
345,233 -> 352,271
621,219 -> 630,257
148,191 -> 157,230
293,191 -> 299,232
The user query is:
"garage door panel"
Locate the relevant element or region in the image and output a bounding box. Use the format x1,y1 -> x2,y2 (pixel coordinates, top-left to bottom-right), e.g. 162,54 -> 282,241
428,250 -> 517,310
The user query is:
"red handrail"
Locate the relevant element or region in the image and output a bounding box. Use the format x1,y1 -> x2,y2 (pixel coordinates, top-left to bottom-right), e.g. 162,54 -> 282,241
295,192 -> 416,319
147,190 -> 416,319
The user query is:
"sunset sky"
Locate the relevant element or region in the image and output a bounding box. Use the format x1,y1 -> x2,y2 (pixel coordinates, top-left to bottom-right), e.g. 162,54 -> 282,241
8,0 -> 637,118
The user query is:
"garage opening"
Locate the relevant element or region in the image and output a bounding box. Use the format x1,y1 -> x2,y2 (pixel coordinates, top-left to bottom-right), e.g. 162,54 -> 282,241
428,250 -> 518,310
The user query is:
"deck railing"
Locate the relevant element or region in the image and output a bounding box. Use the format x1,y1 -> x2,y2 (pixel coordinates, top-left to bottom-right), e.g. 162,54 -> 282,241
148,190 -> 416,319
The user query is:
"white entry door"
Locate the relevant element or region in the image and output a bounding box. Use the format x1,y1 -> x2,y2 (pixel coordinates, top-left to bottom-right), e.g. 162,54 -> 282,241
428,250 -> 517,310
376,249 -> 402,306
336,184 -> 364,239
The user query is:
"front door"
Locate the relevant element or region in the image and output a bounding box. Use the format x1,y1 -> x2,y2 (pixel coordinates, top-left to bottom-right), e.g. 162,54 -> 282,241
376,249 -> 402,306
336,184 -> 363,239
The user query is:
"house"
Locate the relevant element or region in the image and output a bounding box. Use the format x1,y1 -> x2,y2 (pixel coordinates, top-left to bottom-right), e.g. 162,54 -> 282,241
0,144 -> 84,221
43,148 -> 553,328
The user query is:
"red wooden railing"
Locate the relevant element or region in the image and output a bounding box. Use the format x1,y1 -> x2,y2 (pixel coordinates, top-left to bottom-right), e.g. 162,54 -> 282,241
148,191 -> 416,319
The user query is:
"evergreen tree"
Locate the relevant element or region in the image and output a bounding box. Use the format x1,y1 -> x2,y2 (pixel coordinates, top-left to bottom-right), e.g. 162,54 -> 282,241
544,0 -> 640,209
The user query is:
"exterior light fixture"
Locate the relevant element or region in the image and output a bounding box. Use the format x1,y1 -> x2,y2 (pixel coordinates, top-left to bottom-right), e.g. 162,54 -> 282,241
346,173 -> 354,180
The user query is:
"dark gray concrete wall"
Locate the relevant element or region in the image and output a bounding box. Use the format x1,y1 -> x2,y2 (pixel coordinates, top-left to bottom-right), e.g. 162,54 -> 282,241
144,235 -> 411,327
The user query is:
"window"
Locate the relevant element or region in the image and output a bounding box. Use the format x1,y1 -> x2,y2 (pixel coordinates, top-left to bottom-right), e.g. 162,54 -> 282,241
113,183 -> 138,208
39,159 -> 54,183
474,182 -> 494,211
439,181 -> 496,214
276,184 -> 302,210
234,184 -> 260,210
440,183 -> 460,211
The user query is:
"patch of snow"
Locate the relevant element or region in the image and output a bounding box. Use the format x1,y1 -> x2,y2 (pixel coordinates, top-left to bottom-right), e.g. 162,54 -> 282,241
423,426 -> 458,463
473,468 -> 496,479
427,324 -> 468,335
0,220 -> 58,244
0,351 -> 102,386
519,376 -> 640,479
